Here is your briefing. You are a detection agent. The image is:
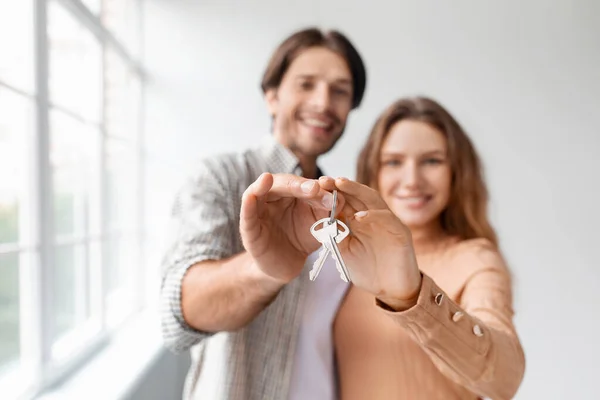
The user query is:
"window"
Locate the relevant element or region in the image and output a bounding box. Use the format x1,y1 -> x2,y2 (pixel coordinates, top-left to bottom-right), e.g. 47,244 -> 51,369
0,0 -> 144,398
0,84 -> 34,385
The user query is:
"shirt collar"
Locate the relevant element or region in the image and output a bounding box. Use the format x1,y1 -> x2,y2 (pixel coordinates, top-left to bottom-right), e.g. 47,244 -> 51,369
259,135 -> 325,178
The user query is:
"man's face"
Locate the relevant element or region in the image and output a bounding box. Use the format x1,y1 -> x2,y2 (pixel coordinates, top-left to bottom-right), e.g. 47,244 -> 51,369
266,46 -> 354,158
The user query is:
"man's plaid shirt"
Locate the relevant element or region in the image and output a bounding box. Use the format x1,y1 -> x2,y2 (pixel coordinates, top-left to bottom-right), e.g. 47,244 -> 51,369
160,135 -> 320,400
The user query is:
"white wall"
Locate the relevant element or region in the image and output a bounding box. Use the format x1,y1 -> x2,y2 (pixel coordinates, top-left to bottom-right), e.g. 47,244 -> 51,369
142,1 -> 600,399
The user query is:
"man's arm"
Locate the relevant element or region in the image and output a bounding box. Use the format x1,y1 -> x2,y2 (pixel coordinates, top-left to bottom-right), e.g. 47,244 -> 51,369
160,167 -> 331,353
180,251 -> 285,332
160,158 -> 256,353
180,172 -> 333,332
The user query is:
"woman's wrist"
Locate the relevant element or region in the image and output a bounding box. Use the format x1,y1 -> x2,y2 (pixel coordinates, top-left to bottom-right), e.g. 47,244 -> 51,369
376,273 -> 423,312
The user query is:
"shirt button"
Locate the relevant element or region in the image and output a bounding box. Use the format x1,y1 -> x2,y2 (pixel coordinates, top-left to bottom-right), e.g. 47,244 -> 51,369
473,324 -> 484,337
452,311 -> 464,322
434,293 -> 444,306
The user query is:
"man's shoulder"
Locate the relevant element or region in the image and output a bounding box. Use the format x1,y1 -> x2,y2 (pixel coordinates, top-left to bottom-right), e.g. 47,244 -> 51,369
187,145 -> 270,190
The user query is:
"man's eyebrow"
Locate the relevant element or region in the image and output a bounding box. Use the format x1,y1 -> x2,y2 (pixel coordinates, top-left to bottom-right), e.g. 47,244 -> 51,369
334,78 -> 352,85
294,75 -> 352,86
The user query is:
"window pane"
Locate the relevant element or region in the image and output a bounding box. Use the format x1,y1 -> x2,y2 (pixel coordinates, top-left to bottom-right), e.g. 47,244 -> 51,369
81,0 -> 101,14
105,49 -> 141,142
52,244 -> 87,342
0,0 -> 34,93
48,1 -> 102,123
105,235 -> 137,326
0,253 -> 20,371
106,139 -> 137,231
50,111 -> 100,238
102,0 -> 141,58
0,89 -> 32,245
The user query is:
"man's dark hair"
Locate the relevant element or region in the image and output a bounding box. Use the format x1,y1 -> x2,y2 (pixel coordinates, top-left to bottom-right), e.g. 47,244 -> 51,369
260,27 -> 367,109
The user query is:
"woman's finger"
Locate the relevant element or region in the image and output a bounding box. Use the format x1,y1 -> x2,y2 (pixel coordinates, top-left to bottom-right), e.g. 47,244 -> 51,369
318,176 -> 347,217
335,177 -> 388,209
353,209 -> 410,238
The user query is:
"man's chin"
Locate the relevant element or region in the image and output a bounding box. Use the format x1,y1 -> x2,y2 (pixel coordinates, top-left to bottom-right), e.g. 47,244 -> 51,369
302,140 -> 338,157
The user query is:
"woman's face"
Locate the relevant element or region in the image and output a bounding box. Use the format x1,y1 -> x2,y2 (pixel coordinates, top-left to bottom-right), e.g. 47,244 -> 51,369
377,119 -> 452,231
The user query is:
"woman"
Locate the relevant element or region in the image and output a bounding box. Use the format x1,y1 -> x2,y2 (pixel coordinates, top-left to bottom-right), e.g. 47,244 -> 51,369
319,97 -> 525,399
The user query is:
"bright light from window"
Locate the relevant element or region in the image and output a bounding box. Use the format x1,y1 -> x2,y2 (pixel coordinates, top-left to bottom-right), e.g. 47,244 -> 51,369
48,1 -> 102,123
81,0 -> 101,15
103,0 -> 141,58
50,111 -> 101,350
0,0 -> 144,397
0,88 -> 33,376
0,0 -> 34,93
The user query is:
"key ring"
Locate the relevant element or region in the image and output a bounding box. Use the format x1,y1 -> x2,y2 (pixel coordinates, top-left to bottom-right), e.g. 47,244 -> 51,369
329,190 -> 337,224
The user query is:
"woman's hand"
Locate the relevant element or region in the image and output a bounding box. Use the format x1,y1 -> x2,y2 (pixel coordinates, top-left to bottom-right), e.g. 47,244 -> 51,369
319,176 -> 422,310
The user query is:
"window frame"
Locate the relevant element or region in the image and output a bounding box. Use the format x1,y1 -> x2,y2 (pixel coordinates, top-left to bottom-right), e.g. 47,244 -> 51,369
0,0 -> 146,397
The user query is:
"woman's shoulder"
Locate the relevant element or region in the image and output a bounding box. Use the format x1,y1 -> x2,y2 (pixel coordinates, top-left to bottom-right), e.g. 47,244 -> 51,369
448,237 -> 509,273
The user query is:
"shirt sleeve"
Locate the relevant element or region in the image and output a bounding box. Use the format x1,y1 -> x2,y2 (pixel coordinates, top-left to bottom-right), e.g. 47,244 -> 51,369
159,159 -> 240,354
376,241 -> 526,400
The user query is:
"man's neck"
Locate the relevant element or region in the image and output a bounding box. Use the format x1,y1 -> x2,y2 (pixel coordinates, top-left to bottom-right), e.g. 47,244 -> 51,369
272,133 -> 319,178
297,155 -> 319,178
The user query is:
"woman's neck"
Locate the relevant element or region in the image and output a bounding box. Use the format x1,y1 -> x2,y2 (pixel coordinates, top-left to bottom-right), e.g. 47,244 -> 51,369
409,222 -> 450,255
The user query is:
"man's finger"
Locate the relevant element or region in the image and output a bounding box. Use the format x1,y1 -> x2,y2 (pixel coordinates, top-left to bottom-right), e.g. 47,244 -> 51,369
265,174 -> 333,210
240,173 -> 274,243
318,176 -> 336,191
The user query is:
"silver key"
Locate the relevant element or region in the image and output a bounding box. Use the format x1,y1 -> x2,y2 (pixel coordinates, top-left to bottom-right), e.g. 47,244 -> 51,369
309,236 -> 332,281
309,219 -> 340,280
309,190 -> 351,281
310,218 -> 350,282
327,232 -> 351,282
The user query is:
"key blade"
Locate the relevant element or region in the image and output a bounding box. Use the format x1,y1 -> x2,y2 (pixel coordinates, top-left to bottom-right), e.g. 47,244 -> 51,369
309,246 -> 330,281
328,235 -> 351,282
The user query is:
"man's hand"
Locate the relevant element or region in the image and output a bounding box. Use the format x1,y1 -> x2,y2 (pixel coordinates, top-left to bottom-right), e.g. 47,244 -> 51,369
240,173 -> 343,284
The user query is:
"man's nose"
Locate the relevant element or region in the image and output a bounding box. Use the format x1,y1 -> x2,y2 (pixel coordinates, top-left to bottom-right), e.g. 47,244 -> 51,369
309,83 -> 332,110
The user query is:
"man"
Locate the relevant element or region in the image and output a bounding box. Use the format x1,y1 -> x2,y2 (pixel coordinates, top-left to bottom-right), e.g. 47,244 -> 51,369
160,27 -> 367,400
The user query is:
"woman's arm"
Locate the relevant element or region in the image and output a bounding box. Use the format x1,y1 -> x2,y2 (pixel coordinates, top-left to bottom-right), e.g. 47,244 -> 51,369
377,241 -> 525,400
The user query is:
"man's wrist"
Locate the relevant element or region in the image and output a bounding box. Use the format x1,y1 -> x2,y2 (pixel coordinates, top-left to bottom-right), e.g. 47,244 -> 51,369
244,255 -> 288,296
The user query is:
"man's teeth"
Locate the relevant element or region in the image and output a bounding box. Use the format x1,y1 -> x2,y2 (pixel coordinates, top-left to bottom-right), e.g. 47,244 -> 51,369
304,118 -> 330,128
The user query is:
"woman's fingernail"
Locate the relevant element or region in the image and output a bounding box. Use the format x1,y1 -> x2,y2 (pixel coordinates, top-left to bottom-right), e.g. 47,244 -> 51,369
355,211 -> 368,218
322,193 -> 333,208
301,180 -> 315,193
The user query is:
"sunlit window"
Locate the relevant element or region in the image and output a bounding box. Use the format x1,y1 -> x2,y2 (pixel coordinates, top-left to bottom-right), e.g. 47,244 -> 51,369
0,0 -> 144,397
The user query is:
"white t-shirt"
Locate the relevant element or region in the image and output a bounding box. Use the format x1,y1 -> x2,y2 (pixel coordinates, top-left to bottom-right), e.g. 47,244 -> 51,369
288,250 -> 350,400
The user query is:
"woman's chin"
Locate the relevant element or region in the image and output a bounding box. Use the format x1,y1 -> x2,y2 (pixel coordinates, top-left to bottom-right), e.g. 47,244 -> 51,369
394,212 -> 436,232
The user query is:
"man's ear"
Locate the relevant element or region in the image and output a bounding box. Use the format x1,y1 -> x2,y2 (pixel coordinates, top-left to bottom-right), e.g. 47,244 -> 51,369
265,88 -> 278,117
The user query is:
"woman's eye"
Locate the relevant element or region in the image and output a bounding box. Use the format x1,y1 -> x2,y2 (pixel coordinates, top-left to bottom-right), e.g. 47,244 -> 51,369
382,160 -> 401,167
